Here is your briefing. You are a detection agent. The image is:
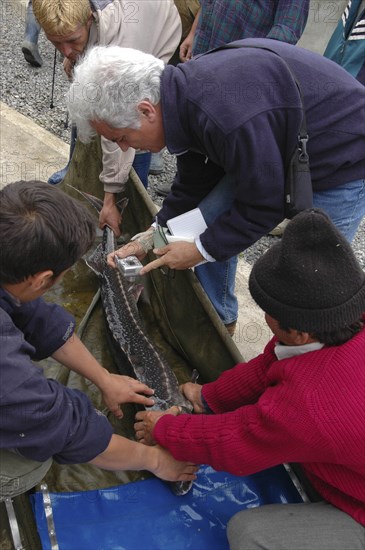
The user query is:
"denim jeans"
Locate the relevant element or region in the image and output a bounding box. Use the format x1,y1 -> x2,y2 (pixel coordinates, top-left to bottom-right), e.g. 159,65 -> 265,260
313,179 -> 365,242
25,1 -> 41,43
132,152 -> 152,188
195,177 -> 365,324
195,174 -> 238,325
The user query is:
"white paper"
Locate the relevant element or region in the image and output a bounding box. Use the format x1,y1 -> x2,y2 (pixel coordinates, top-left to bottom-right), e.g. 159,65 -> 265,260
167,208 -> 207,239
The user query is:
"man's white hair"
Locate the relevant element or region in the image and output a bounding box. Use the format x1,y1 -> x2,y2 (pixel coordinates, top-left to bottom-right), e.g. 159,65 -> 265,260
67,46 -> 164,142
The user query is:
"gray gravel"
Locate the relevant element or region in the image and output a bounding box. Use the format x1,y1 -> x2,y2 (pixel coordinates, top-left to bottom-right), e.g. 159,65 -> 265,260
1,1 -> 364,269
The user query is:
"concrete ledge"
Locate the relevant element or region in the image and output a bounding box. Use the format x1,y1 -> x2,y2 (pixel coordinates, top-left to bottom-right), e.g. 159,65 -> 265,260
234,258 -> 272,361
1,102 -> 69,189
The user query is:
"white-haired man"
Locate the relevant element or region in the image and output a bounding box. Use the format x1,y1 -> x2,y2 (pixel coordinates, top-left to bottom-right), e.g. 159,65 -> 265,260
67,42 -> 365,332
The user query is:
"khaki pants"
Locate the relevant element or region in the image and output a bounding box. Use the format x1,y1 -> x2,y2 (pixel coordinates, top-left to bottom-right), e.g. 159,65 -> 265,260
0,449 -> 52,498
173,0 -> 200,41
170,0 -> 200,65
227,502 -> 365,550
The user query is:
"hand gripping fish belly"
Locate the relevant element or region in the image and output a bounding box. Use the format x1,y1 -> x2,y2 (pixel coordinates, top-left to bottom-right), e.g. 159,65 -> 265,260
72,189 -> 194,496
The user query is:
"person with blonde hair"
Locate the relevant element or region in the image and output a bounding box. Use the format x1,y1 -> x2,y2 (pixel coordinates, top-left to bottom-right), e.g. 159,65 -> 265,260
32,0 -> 182,235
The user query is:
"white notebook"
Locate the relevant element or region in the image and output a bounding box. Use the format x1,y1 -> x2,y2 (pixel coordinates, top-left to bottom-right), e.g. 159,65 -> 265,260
166,208 -> 207,239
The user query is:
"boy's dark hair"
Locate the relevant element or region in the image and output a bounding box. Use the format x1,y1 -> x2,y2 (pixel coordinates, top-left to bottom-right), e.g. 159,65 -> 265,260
278,319 -> 364,347
0,181 -> 96,284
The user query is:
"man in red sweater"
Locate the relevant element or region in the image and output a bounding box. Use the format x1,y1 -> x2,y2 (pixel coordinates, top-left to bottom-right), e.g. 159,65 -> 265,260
135,208 -> 365,549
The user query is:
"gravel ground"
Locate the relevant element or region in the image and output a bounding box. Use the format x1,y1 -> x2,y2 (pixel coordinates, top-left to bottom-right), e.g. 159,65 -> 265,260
1,1 -> 364,268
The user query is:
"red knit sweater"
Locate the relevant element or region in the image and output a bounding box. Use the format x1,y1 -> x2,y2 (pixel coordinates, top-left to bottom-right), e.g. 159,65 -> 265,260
154,321 -> 365,526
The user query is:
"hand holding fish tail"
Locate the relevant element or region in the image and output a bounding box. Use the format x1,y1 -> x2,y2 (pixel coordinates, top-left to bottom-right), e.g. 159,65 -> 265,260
100,374 -> 155,419
151,446 -> 198,483
99,195 -> 122,237
89,435 -> 198,481
180,382 -> 205,413
134,407 -> 181,445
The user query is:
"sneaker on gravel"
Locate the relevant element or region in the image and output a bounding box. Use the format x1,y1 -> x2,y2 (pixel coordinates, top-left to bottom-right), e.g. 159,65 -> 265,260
21,41 -> 43,67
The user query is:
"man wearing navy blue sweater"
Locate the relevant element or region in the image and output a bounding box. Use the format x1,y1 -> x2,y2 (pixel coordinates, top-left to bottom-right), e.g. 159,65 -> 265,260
68,40 -> 365,333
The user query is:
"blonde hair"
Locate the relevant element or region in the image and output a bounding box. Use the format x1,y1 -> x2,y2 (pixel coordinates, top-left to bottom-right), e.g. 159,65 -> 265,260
32,0 -> 91,36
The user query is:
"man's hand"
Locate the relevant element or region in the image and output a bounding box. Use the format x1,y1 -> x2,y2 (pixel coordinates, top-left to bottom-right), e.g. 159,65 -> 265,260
179,8 -> 200,62
89,434 -> 198,481
134,407 -> 181,445
108,235 -> 204,273
107,228 -> 154,267
180,382 -> 205,413
179,36 -> 194,62
100,373 -> 155,418
100,192 -> 122,237
140,241 -> 204,274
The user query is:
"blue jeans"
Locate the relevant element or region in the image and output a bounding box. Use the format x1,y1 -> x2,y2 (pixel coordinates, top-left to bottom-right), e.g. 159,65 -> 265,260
133,152 -> 151,188
313,179 -> 365,242
195,174 -> 238,325
25,1 -> 41,43
195,178 -> 365,324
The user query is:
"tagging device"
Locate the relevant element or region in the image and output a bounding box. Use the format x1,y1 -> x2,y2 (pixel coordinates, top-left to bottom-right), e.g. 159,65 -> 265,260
115,255 -> 143,281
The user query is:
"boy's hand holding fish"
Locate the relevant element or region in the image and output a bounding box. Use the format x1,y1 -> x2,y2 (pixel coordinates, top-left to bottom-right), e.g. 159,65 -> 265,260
151,446 -> 198,483
99,372 -> 155,419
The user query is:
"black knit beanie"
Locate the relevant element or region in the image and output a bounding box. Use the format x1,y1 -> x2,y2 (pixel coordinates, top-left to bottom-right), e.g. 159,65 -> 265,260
249,209 -> 365,333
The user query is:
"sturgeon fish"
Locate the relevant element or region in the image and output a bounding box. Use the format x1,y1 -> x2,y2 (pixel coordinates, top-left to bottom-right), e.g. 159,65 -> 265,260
72,188 -> 194,496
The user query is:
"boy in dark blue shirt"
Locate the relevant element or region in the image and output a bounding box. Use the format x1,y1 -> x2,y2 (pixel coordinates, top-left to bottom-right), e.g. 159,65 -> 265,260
0,180 -> 197,483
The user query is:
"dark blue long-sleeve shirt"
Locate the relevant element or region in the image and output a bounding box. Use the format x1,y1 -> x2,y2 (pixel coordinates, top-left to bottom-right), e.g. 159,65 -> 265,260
0,288 -> 113,463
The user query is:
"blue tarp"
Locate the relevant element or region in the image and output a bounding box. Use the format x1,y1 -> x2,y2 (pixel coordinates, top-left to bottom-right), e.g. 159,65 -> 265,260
32,464 -> 302,550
